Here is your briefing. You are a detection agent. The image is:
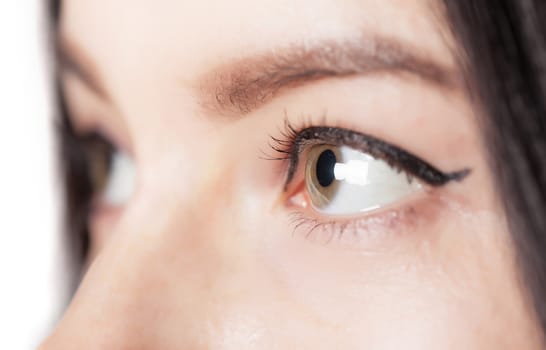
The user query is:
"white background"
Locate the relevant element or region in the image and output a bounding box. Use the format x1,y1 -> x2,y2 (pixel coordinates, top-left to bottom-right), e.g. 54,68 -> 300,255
0,1 -> 67,348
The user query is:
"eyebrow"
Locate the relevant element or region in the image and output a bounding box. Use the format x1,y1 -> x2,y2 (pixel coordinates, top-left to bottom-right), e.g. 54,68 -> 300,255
56,35 -> 110,102
199,36 -> 461,116
57,34 -> 460,117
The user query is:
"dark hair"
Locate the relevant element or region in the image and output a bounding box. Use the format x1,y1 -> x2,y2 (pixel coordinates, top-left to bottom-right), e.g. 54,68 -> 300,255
50,0 -> 92,290
443,1 -> 546,337
51,0 -> 546,339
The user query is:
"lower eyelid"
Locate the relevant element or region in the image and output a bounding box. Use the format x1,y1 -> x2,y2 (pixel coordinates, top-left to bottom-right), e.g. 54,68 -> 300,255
286,190 -> 446,249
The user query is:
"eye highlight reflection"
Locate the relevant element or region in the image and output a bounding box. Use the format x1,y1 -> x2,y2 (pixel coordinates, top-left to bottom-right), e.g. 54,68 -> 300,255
305,144 -> 423,215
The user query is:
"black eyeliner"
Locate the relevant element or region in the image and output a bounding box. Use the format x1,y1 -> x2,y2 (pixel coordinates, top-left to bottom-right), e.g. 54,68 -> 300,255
271,125 -> 471,189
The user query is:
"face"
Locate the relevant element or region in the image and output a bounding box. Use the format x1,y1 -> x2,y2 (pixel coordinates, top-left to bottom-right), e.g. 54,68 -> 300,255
42,0 -> 542,348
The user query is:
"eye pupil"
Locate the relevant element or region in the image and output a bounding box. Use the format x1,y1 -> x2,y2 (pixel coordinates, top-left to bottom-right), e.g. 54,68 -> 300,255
316,149 -> 337,187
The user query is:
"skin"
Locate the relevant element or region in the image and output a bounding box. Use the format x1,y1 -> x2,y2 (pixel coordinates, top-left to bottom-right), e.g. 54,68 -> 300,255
41,0 -> 543,348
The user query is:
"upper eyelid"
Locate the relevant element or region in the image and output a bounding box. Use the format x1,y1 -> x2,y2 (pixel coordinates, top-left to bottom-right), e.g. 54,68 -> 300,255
271,125 -> 471,189
69,116 -> 133,158
60,84 -> 133,157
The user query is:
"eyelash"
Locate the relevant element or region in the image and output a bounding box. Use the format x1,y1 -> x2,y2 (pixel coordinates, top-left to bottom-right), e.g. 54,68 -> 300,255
286,206 -> 418,246
269,120 -> 470,189
267,119 -> 471,242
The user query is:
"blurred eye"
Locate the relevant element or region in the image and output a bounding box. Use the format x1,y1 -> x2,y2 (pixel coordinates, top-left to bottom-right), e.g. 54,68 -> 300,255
82,133 -> 135,208
305,145 -> 422,215
101,150 -> 136,207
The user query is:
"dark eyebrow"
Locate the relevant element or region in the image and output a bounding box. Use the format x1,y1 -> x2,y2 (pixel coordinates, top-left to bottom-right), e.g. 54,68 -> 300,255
56,35 -> 110,101
198,36 -> 461,117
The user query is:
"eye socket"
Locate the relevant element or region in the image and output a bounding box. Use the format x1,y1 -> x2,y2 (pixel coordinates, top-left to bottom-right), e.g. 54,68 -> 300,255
304,144 -> 422,215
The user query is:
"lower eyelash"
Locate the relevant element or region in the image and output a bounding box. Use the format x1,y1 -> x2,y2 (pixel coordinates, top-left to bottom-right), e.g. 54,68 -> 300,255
287,204 -> 418,246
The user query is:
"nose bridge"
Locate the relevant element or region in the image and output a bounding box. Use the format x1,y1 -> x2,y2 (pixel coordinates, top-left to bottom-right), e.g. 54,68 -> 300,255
42,147 -> 251,349
130,133 -> 241,251
140,129 -> 241,220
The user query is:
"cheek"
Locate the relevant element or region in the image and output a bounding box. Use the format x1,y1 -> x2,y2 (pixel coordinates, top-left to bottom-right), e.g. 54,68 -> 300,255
88,209 -> 117,263
255,201 -> 534,347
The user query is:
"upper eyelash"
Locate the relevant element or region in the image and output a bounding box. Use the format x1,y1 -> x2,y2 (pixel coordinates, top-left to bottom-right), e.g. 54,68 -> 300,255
268,120 -> 471,189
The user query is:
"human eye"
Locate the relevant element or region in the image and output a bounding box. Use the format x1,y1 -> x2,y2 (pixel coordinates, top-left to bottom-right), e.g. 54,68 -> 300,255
304,144 -> 422,215
269,121 -> 471,240
75,131 -> 136,210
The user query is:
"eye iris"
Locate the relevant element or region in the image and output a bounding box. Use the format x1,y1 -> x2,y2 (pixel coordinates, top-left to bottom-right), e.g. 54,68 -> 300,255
316,149 -> 337,187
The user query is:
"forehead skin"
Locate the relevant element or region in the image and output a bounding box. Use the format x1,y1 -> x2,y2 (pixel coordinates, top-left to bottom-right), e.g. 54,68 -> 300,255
50,0 -> 544,349
60,0 -> 454,113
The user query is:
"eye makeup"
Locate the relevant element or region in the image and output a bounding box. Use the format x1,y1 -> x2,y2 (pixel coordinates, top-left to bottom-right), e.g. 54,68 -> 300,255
269,121 -> 471,190
267,120 -> 472,244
